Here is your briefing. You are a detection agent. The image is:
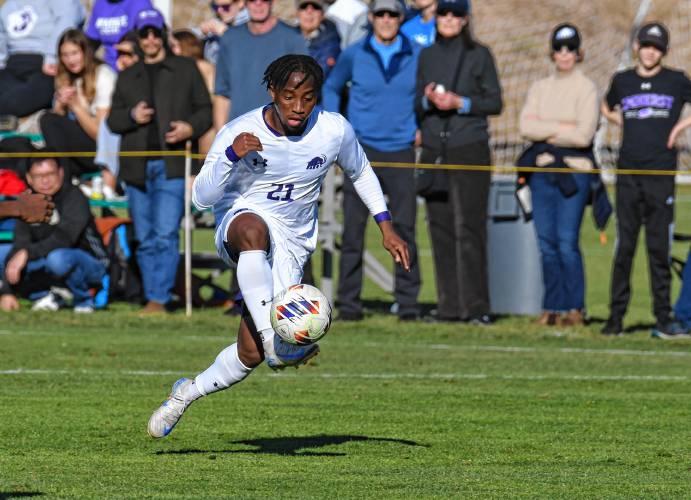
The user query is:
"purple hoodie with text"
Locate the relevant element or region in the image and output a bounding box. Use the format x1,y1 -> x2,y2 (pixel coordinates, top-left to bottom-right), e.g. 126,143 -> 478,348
85,0 -> 154,70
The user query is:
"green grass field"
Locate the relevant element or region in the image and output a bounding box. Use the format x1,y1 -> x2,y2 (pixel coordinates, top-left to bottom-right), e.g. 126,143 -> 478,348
1,189 -> 691,498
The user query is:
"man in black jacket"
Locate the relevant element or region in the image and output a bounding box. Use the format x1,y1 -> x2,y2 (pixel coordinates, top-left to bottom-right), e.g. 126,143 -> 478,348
0,153 -> 109,312
415,0 -> 502,323
107,8 -> 212,314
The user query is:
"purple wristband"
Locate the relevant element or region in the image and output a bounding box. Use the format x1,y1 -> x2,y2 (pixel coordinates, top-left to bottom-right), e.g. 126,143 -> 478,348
373,211 -> 392,223
225,145 -> 240,162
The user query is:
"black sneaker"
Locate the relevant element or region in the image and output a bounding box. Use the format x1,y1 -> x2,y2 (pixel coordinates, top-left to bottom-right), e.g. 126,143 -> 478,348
338,311 -> 363,322
601,318 -> 623,336
651,321 -> 690,340
468,314 -> 492,326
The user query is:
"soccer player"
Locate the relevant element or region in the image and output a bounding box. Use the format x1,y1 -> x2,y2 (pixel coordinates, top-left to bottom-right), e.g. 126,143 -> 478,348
147,54 -> 410,438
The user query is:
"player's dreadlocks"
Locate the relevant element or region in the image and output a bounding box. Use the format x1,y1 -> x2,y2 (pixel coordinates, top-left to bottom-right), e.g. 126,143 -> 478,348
262,54 -> 324,92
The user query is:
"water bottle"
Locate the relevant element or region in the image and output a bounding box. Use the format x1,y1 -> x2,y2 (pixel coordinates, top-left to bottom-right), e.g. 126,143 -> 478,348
516,176 -> 533,221
91,176 -> 104,200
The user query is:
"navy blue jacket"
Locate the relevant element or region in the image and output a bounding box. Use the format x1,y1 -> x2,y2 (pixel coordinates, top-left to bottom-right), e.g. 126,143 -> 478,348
323,33 -> 420,152
298,20 -> 341,79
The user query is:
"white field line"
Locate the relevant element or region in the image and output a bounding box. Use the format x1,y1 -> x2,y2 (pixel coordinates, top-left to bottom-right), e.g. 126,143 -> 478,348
0,368 -> 687,382
364,342 -> 691,359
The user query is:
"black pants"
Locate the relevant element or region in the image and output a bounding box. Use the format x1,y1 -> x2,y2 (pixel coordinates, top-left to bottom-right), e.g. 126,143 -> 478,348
610,174 -> 675,325
0,54 -> 54,117
422,140 -> 491,319
337,146 -> 420,317
40,112 -> 99,179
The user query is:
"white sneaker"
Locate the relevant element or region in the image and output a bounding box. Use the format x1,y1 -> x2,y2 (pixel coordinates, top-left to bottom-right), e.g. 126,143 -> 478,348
147,378 -> 194,438
265,336 -> 320,371
32,292 -> 60,311
74,304 -> 94,314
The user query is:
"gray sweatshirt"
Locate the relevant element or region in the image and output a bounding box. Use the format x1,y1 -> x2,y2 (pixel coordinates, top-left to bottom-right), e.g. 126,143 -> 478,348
0,0 -> 85,68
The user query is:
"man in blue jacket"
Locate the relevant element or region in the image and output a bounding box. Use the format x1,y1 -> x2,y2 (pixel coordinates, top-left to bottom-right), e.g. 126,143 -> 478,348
323,0 -> 421,321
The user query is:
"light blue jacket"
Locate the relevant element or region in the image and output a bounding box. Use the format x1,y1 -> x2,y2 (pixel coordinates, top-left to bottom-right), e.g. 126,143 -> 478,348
0,0 -> 85,67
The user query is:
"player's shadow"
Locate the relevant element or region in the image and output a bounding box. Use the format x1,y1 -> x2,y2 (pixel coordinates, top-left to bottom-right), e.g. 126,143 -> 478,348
156,434 -> 426,457
0,493 -> 44,499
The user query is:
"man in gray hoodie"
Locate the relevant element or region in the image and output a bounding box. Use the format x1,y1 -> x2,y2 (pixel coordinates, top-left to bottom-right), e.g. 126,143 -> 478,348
0,0 -> 84,118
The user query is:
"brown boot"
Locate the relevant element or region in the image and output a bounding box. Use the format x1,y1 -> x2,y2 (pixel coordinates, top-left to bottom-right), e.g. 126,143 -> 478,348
139,301 -> 167,315
536,311 -> 558,326
560,309 -> 584,327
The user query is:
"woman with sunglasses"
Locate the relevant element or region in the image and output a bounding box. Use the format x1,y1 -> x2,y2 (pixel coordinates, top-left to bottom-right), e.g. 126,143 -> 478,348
199,0 -> 248,65
39,29 -> 118,191
518,24 -> 599,327
415,0 -> 502,324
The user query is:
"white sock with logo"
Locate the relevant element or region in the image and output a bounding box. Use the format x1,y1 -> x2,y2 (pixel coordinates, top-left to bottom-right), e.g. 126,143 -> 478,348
236,250 -> 278,359
194,343 -> 253,396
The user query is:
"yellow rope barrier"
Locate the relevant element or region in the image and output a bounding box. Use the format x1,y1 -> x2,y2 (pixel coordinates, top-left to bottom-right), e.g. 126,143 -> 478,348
0,150 -> 686,177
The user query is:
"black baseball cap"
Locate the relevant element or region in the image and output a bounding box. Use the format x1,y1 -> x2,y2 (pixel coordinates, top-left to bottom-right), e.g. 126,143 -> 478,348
551,23 -> 581,52
436,0 -> 469,15
637,22 -> 669,53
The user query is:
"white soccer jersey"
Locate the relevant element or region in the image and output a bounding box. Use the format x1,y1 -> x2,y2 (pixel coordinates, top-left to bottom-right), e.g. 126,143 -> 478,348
193,105 -> 389,250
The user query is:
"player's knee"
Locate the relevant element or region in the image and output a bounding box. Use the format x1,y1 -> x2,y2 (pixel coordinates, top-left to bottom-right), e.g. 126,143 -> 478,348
228,215 -> 269,251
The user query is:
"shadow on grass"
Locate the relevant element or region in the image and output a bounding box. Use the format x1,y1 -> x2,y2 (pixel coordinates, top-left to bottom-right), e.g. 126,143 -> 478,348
587,316 -> 655,333
156,434 -> 427,457
0,493 -> 43,499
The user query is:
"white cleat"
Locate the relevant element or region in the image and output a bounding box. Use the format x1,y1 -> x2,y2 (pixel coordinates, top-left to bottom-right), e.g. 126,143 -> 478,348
147,378 -> 194,438
265,336 -> 320,371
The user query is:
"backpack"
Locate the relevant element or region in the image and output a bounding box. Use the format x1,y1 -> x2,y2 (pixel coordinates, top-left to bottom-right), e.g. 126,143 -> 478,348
95,217 -> 143,304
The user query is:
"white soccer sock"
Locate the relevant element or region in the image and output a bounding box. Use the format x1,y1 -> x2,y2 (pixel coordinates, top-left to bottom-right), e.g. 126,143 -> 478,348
194,343 -> 253,396
237,250 -> 278,358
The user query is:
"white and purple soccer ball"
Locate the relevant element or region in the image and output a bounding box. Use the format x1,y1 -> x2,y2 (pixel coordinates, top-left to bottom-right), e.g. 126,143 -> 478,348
270,284 -> 332,345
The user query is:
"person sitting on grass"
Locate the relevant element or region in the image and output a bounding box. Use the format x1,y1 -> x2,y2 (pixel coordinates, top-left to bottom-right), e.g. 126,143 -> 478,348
0,151 -> 109,313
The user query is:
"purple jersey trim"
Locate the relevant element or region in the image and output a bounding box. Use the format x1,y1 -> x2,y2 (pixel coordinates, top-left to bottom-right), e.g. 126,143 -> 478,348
225,145 -> 241,162
373,211 -> 392,223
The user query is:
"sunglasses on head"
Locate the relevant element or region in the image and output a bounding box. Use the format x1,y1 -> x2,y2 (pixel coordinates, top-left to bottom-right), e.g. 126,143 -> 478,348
436,8 -> 464,17
246,0 -> 271,3
298,2 -> 323,10
211,1 -> 238,12
138,26 -> 163,39
373,10 -> 399,18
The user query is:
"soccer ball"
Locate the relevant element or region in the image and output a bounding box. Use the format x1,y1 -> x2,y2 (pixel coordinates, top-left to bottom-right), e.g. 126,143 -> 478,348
270,284 -> 332,345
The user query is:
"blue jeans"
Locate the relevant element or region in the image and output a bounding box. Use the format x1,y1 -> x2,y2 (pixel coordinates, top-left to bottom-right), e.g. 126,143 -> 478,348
126,159 -> 184,304
1,248 -> 105,307
530,172 -> 591,312
675,248 -> 691,328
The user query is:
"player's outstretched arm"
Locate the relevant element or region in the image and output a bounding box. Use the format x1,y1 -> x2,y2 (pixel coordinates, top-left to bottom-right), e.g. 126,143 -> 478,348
192,131 -> 263,210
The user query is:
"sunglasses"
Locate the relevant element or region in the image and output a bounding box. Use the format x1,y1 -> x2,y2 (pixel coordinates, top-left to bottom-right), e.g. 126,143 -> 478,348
298,2 -> 323,10
138,27 -> 163,39
246,0 -> 271,3
551,43 -> 578,53
436,9 -> 464,17
117,49 -> 135,57
211,1 -> 238,12
373,10 -> 400,18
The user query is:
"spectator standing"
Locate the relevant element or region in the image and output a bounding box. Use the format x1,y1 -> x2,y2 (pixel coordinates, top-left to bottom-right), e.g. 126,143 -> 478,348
171,29 -> 216,154
0,152 -> 108,313
213,0 -> 307,129
324,0 -> 421,321
0,0 -> 85,118
296,0 -> 341,78
107,9 -> 212,314
518,24 -> 599,327
675,249 -> 691,333
401,0 -> 437,47
199,0 -> 248,65
40,30 -> 118,190
85,0 -> 154,71
324,0 -> 369,48
415,0 -> 502,323
601,22 -> 691,338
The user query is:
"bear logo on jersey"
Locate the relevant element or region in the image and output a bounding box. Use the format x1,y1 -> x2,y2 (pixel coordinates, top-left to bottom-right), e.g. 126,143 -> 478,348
306,155 -> 327,170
